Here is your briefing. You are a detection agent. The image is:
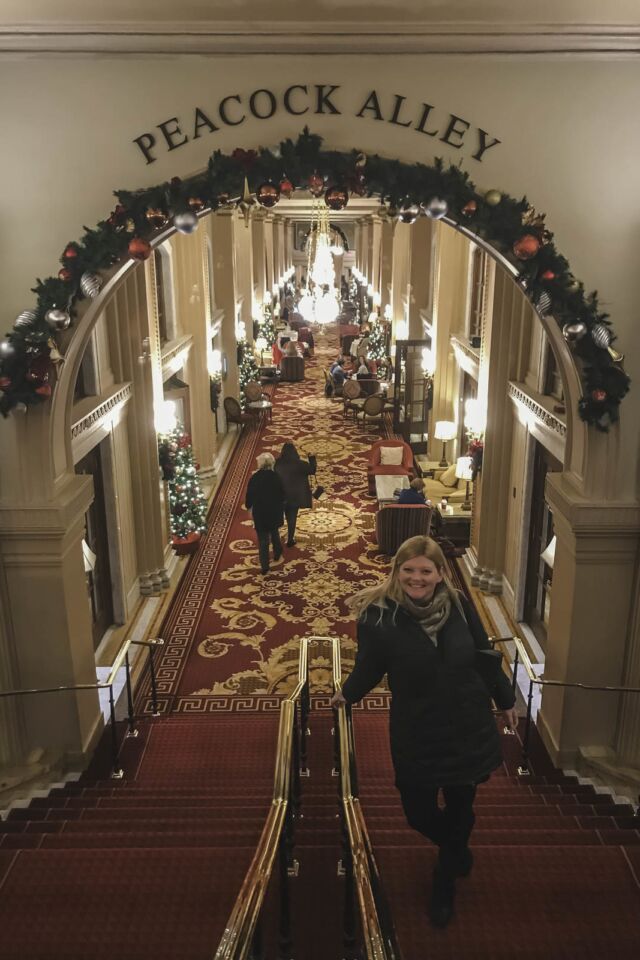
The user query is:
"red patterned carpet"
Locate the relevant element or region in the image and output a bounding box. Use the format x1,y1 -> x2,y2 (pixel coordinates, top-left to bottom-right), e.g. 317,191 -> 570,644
141,326 -> 393,715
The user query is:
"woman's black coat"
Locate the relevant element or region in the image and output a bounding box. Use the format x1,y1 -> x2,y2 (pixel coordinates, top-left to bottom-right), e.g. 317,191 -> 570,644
245,469 -> 285,533
274,454 -> 317,509
342,595 -> 516,788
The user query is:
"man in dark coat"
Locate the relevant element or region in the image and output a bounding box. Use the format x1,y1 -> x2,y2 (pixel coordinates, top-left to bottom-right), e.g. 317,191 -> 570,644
274,442 -> 317,547
244,452 -> 285,573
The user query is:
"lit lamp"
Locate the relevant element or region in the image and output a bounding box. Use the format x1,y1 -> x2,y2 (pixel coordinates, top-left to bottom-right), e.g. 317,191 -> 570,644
434,420 -> 457,467
455,456 -> 474,511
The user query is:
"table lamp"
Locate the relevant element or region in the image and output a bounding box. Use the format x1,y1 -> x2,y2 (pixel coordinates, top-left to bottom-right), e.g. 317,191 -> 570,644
455,456 -> 474,511
434,420 -> 457,466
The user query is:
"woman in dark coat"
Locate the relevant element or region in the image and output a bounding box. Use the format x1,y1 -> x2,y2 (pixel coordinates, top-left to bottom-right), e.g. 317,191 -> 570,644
274,442 -> 317,547
244,452 -> 285,574
331,535 -> 517,927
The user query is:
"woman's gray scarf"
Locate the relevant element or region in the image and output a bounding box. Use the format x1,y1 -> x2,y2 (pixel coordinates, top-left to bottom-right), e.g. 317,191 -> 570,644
401,582 -> 453,645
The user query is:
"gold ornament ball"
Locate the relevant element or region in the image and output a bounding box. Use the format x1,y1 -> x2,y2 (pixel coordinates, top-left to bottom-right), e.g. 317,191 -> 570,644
484,189 -> 502,206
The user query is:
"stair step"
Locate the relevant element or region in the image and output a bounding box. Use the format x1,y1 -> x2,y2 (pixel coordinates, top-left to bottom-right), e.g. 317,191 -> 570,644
370,828 -> 604,846
0,846 -> 257,959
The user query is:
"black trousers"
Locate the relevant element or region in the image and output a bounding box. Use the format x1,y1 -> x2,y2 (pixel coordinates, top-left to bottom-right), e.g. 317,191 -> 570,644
257,527 -> 282,572
285,505 -> 299,544
398,782 -> 477,876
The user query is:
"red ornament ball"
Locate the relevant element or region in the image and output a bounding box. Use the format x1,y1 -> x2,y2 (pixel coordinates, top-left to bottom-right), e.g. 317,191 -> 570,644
128,237 -> 152,261
513,234 -> 541,260
0,376 -> 11,390
541,269 -> 556,281
146,208 -> 168,228
188,196 -> 205,211
308,172 -> 325,197
591,389 -> 607,403
63,245 -> 78,260
462,200 -> 477,217
58,268 -> 73,282
324,186 -> 349,211
35,383 -> 52,398
279,177 -> 294,198
256,181 -> 280,208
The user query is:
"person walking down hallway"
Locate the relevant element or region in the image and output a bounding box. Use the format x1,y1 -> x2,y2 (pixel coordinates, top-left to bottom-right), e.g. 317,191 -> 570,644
245,452 -> 285,574
274,442 -> 317,547
331,536 -> 517,928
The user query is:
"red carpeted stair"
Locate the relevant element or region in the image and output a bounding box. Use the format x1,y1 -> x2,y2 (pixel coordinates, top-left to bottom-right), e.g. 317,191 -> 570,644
0,716 -> 279,960
351,710 -> 640,958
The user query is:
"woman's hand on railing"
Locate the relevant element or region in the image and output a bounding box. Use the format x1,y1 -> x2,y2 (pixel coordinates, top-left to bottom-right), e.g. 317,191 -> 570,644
330,690 -> 347,708
502,706 -> 518,731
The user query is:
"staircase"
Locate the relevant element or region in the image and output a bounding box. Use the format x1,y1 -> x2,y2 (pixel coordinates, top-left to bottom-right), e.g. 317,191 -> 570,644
0,716 -> 280,960
350,711 -> 640,958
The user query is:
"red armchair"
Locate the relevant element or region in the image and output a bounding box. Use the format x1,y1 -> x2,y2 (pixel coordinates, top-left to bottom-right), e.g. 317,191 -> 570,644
367,439 -> 414,495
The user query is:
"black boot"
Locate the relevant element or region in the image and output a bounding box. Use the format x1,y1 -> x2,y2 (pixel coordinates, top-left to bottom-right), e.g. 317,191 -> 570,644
429,863 -> 456,928
456,848 -> 473,878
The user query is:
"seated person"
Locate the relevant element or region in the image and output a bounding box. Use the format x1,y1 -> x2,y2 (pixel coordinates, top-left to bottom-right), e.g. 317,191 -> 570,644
357,332 -> 371,357
284,339 -> 300,357
332,359 -> 347,387
330,354 -> 347,375
396,477 -> 427,504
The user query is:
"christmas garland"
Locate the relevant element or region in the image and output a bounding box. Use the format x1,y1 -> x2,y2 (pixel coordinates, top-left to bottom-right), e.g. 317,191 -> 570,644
0,127 -> 629,429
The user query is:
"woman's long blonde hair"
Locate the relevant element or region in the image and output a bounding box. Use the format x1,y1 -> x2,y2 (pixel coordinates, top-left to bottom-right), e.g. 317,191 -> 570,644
348,535 -> 462,621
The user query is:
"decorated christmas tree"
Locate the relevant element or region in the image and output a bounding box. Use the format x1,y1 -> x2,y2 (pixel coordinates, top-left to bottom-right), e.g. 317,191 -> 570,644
367,316 -> 387,361
257,300 -> 277,347
348,277 -> 361,324
158,425 -> 208,548
238,338 -> 259,403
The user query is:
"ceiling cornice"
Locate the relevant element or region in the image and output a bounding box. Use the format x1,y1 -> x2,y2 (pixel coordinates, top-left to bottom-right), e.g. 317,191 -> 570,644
1,21 -> 639,56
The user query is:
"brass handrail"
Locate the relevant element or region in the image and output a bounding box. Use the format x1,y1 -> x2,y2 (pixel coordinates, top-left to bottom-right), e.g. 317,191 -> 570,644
490,635 -> 640,775
0,637 -> 165,697
213,636 -> 310,960
332,638 -> 403,960
0,637 -> 165,776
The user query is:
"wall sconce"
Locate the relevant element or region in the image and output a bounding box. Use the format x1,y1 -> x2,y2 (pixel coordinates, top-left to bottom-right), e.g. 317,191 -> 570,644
464,398 -> 486,437
421,347 -> 434,376
255,336 -> 268,364
434,420 -> 457,466
235,319 -> 246,342
155,399 -> 177,435
395,319 -> 408,341
373,291 -> 382,307
383,304 -> 392,322
541,535 -> 556,569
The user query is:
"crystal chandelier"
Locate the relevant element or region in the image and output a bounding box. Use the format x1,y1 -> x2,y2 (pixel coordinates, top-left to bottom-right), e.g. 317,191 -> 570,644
299,201 -> 341,326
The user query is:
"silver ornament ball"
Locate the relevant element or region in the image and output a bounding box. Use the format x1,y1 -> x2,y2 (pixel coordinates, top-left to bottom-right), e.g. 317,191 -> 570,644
591,322 -> 612,349
0,339 -> 17,359
422,197 -> 448,220
13,402 -> 28,415
484,189 -> 502,206
173,211 -> 199,235
398,201 -> 420,225
45,308 -> 71,331
80,272 -> 102,299
562,321 -> 587,344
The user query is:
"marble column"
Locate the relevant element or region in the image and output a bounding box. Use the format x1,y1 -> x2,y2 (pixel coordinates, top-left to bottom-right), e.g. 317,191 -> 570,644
407,216 -> 434,339
251,210 -> 268,308
209,210 -> 241,419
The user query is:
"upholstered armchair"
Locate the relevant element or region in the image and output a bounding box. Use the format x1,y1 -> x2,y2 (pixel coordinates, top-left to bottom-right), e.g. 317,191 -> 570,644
375,503 -> 433,556
367,439 -> 414,495
280,355 -> 305,382
223,397 -> 254,431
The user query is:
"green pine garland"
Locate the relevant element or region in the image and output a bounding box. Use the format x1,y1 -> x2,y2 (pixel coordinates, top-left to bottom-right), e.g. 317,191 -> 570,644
0,127 -> 629,430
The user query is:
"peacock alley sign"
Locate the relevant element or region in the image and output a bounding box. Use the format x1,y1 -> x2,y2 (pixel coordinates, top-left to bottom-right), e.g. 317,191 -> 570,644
132,84 -> 501,166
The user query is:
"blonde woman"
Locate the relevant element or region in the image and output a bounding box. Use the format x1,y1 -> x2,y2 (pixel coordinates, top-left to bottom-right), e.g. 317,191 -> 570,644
331,535 -> 517,927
